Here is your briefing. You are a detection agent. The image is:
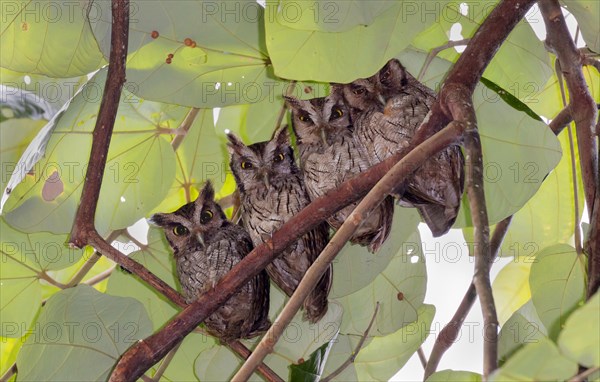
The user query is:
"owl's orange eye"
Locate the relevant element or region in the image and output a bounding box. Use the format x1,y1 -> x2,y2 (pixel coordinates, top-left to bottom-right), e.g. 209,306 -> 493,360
173,225 -> 189,236
274,153 -> 285,163
331,107 -> 343,120
241,161 -> 253,170
200,209 -> 213,224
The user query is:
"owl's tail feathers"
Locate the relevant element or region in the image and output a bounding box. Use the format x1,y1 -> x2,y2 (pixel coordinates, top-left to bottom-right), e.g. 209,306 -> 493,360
303,264 -> 333,323
417,203 -> 458,237
350,195 -> 395,253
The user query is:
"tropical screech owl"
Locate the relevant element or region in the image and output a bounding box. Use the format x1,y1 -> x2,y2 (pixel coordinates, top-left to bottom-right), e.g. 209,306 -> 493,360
334,59 -> 465,237
227,126 -> 332,322
285,89 -> 395,253
150,181 -> 270,342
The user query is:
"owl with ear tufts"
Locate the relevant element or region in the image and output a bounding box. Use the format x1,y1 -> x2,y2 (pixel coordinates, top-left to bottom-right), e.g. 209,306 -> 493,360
227,126 -> 332,323
334,58 -> 465,237
150,181 -> 270,342
285,89 -> 395,253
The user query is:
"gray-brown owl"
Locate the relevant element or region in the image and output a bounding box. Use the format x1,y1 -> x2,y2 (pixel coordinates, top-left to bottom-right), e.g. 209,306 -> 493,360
285,89 -> 395,253
227,126 -> 331,323
150,181 -> 270,342
334,59 -> 465,237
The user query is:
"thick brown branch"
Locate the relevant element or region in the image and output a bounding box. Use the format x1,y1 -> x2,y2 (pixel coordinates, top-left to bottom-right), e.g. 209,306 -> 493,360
424,216 -> 512,379
233,123 -> 464,381
540,0 -> 598,215
549,106 -> 574,135
68,0 -> 129,247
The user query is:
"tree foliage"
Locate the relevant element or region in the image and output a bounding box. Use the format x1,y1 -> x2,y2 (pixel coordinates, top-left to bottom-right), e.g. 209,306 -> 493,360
0,0 -> 598,381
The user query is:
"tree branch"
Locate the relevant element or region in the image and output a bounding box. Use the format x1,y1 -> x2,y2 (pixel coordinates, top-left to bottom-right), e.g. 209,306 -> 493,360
110,0 -> 538,379
540,0 -> 598,216
424,216 -> 512,379
549,106 -> 574,135
68,0 -> 129,248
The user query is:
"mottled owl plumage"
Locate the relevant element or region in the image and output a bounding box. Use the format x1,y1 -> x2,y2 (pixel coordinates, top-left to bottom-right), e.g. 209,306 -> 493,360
285,90 -> 395,253
334,59 -> 465,237
227,126 -> 332,322
150,182 -> 270,342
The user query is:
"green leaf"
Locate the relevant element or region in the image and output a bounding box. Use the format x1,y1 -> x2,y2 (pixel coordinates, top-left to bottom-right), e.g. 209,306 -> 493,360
16,285 -> 153,381
562,0 -> 600,52
273,1 -> 396,33
289,341 -> 333,382
529,244 -> 586,339
354,304 -> 435,381
0,1 -> 105,77
489,337 -> 578,381
90,0 -> 279,107
331,207 -> 421,299
558,291 -> 600,367
480,77 -> 543,121
492,261 -> 532,325
498,300 -> 547,363
265,0 -> 442,83
337,229 -> 426,336
2,68 -> 177,234
426,370 -> 482,382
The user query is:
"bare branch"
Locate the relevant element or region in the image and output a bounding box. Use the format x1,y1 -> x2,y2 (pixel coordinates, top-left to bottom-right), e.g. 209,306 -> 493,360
549,106 -> 574,135
171,108 -> 201,150
540,0 -> 598,216
417,39 -> 470,82
424,216 -> 512,379
569,366 -> 600,382
0,363 -> 17,382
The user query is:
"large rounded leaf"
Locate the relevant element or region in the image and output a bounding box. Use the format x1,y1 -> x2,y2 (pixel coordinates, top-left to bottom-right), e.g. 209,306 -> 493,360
492,261 -> 532,325
265,0 -> 440,82
562,0 -> 600,52
0,1 -> 105,77
529,244 -> 586,339
558,292 -> 600,367
16,285 -> 152,381
90,0 -> 281,107
337,230 -> 426,337
3,69 -> 177,234
427,370 -> 482,382
498,300 -> 547,363
489,337 -> 578,381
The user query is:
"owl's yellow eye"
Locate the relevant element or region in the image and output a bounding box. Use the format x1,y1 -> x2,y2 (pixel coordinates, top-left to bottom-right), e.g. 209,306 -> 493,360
331,107 -> 343,120
241,161 -> 253,170
173,225 -> 189,236
200,209 -> 213,224
298,113 -> 311,123
274,153 -> 285,163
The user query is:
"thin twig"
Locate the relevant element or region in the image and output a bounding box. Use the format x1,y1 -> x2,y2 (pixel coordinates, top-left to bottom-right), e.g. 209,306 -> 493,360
149,341 -> 182,382
273,81 -> 296,133
540,0 -> 598,217
583,57 -> 600,73
38,271 -> 68,289
321,302 -> 381,382
417,347 -> 428,370
83,265 -> 117,286
231,121 -> 464,382
66,230 -> 123,288
569,366 -> 600,382
567,123 -> 583,255
549,106 -> 574,135
424,216 -> 512,379
171,108 -> 201,150
417,39 -> 471,82
0,363 -> 17,382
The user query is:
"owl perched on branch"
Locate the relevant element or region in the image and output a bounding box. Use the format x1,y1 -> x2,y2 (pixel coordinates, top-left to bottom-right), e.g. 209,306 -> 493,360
285,89 -> 395,253
227,126 -> 332,322
150,181 -> 270,342
334,59 -> 465,237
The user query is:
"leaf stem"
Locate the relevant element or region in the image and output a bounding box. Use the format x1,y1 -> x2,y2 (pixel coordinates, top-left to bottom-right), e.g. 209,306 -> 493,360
321,302 -> 380,382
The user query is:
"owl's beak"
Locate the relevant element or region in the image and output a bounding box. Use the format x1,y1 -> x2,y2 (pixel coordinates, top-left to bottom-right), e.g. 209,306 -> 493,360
196,232 -> 205,248
377,93 -> 387,108
257,170 -> 270,189
320,127 -> 328,145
